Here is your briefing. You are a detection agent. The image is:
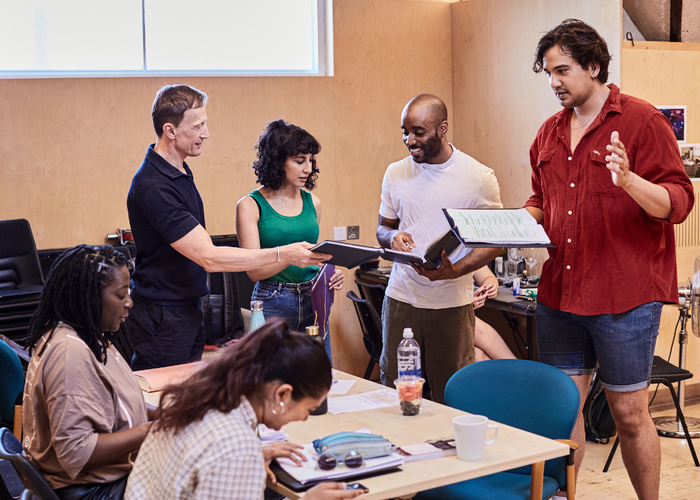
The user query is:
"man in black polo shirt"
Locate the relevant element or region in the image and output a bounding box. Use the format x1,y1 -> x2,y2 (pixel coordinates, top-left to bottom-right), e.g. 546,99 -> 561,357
127,84 -> 329,370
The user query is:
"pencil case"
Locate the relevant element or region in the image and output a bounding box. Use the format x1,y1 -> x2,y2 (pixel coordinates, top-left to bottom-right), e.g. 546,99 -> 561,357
312,431 -> 396,459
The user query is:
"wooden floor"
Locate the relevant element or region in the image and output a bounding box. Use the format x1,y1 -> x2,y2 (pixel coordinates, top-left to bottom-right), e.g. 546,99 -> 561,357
577,403 -> 700,499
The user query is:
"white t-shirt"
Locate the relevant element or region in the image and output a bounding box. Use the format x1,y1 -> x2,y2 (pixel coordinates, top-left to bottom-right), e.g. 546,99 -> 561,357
379,146 -> 502,309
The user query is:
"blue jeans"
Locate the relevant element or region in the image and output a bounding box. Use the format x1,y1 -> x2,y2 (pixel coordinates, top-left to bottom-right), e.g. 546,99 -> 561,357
535,300 -> 662,392
252,279 -> 332,361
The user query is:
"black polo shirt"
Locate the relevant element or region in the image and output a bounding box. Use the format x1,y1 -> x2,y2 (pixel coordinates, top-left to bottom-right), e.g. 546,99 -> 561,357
127,145 -> 208,304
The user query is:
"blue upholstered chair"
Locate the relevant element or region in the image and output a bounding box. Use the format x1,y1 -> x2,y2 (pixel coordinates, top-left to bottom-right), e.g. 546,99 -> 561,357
415,359 -> 580,500
0,339 -> 24,440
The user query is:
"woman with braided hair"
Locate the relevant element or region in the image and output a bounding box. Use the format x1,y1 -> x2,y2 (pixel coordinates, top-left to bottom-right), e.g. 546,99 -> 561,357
23,244 -> 150,500
125,318 -> 366,500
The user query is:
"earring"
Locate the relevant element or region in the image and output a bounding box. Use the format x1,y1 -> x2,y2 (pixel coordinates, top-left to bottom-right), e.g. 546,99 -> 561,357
271,401 -> 285,415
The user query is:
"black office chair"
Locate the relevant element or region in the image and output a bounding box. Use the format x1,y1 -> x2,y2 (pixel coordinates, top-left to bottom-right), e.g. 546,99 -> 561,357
354,279 -> 386,317
0,428 -> 59,500
0,220 -> 44,345
603,356 -> 699,471
347,291 -> 383,380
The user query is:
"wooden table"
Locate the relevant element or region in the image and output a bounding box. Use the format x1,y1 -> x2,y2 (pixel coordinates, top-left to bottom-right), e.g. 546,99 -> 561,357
269,371 -> 568,499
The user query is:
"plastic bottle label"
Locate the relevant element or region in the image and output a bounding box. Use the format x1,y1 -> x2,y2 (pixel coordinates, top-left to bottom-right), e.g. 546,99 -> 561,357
398,355 -> 421,378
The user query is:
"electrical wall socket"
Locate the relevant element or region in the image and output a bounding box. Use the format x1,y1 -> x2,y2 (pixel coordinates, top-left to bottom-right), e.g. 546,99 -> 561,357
347,226 -> 360,240
333,226 -> 347,240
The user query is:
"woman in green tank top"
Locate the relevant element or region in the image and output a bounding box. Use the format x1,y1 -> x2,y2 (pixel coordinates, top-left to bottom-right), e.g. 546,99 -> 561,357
236,120 -> 343,360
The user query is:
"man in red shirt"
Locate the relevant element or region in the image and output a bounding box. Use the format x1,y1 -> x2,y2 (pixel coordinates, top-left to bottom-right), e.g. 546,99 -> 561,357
525,19 -> 694,499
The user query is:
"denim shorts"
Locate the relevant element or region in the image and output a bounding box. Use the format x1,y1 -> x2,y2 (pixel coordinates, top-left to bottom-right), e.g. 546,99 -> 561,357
252,279 -> 332,361
535,300 -> 662,392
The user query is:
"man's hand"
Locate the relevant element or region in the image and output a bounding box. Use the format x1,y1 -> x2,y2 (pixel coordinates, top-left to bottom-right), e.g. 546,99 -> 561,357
606,131 -> 632,188
262,441 -> 307,484
410,249 -> 460,281
282,242 -> 331,268
391,231 -> 416,252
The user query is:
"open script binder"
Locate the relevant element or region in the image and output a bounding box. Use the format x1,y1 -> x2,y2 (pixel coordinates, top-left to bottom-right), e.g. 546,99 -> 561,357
443,208 -> 553,248
311,241 -> 423,269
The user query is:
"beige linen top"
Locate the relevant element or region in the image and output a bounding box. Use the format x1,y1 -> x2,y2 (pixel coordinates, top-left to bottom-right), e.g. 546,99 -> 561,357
22,325 -> 148,489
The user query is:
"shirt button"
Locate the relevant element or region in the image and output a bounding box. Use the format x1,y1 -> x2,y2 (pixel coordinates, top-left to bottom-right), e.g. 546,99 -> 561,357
568,156 -> 572,161
570,183 -> 575,188
566,265 -> 571,270
567,238 -> 571,243
568,210 -> 572,215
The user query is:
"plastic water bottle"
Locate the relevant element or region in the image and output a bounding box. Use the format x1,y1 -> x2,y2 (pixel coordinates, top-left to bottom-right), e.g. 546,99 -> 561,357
249,300 -> 265,333
306,325 -> 328,415
397,328 -> 421,379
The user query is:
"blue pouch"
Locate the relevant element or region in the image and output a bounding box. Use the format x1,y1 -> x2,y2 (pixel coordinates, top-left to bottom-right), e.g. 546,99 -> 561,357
312,431 -> 396,459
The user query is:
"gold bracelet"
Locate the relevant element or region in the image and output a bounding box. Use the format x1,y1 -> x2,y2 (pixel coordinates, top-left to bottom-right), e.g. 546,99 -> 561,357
276,246 -> 280,264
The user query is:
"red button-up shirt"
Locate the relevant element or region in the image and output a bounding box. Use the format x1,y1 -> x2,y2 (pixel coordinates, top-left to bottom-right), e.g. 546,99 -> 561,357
525,84 -> 694,315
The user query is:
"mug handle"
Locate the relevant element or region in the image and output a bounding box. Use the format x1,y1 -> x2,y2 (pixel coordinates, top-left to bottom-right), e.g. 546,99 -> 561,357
485,424 -> 498,445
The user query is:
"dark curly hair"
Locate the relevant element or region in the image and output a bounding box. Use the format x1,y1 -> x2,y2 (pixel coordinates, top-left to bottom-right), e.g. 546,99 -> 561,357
26,245 -> 129,365
153,318 -> 332,434
533,19 -> 612,84
252,119 -> 321,191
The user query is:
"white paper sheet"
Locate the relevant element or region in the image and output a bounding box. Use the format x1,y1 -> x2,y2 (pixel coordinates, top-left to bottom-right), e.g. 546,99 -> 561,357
328,379 -> 355,395
327,388 -> 398,415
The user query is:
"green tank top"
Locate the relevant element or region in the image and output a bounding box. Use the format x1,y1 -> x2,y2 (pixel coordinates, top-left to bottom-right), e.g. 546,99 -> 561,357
249,189 -> 319,283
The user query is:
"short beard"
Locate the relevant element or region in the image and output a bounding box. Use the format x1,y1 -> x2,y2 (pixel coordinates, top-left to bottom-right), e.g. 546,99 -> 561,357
420,128 -> 443,163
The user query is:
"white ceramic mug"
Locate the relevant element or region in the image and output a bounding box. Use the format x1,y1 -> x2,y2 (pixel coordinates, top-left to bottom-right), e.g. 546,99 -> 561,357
452,414 -> 498,461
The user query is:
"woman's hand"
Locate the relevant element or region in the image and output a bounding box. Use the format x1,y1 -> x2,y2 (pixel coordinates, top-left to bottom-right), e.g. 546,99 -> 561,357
473,286 -> 488,309
328,268 -> 344,291
304,481 -> 368,499
480,280 -> 498,299
262,441 -> 307,484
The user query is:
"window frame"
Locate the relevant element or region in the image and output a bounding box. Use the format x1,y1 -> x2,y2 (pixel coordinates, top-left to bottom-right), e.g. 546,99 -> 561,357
0,0 -> 332,79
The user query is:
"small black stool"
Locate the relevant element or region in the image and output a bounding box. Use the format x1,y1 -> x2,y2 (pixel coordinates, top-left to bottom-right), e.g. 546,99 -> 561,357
604,356 -> 699,471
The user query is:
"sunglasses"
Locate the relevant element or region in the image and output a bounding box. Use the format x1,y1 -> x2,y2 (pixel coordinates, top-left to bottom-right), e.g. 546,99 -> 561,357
317,450 -> 365,471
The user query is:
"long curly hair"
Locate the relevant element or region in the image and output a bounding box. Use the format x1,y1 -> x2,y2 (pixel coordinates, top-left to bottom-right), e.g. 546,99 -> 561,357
26,244 -> 129,364
252,119 -> 321,191
153,318 -> 332,434
533,19 -> 612,84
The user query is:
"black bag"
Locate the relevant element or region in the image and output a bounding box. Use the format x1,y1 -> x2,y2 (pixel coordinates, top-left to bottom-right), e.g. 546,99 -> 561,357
583,371 -> 617,444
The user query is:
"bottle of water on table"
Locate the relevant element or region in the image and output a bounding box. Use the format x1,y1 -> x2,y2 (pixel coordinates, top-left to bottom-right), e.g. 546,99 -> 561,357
397,328 -> 421,378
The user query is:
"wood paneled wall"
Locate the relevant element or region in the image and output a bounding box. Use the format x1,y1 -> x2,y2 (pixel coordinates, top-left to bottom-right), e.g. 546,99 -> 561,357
0,0 -> 453,375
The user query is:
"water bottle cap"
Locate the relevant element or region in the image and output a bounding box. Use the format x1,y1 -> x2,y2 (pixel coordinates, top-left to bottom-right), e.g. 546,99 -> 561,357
251,300 -> 263,312
403,328 -> 414,339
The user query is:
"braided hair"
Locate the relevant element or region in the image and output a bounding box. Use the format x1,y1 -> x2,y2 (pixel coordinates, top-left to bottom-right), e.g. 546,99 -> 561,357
26,244 -> 129,364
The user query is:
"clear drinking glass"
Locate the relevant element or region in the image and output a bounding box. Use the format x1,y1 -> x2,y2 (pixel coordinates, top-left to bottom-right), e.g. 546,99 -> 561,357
523,249 -> 539,281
